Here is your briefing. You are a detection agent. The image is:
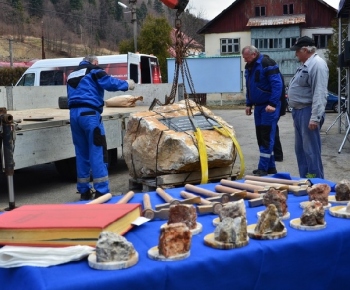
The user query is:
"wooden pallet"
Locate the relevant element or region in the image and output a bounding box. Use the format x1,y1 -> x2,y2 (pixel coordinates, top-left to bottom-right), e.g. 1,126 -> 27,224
129,166 -> 239,192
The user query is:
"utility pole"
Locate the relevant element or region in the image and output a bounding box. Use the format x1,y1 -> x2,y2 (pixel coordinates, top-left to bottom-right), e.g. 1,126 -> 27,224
8,39 -> 13,67
41,21 -> 46,59
129,0 -> 137,52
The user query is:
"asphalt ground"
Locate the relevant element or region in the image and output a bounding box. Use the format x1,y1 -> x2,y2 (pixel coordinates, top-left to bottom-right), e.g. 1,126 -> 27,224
1,108 -> 350,210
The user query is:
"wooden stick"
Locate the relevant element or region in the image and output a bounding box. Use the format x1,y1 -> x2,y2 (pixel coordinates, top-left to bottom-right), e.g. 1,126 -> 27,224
143,193 -> 152,209
116,191 -> 135,204
156,187 -> 174,203
184,184 -> 219,197
220,179 -> 265,192
86,193 -> 112,204
244,175 -> 309,186
180,190 -> 212,205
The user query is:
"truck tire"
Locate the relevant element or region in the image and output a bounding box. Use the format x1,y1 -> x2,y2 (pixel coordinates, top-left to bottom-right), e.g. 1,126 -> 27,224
58,96 -> 68,109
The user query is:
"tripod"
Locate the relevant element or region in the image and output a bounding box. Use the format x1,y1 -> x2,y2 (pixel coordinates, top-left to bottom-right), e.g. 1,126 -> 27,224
325,100 -> 348,134
338,110 -> 350,153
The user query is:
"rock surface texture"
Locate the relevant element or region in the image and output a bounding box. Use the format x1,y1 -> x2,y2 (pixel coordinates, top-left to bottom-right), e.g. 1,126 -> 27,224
214,216 -> 247,245
123,100 -> 236,178
307,184 -> 331,206
95,231 -> 136,263
167,204 -> 197,230
255,204 -> 285,234
158,223 -> 191,258
219,199 -> 246,221
335,179 -> 350,201
215,199 -> 248,245
300,200 -> 325,226
263,188 -> 288,216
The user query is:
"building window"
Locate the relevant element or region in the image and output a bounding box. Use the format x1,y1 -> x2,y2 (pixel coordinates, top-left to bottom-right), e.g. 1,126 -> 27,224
283,4 -> 294,15
313,34 -> 332,49
253,38 -> 282,49
221,38 -> 240,54
286,37 -> 297,48
255,6 -> 266,17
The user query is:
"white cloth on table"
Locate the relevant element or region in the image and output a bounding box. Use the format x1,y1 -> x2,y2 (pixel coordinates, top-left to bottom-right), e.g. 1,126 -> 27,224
0,245 -> 94,268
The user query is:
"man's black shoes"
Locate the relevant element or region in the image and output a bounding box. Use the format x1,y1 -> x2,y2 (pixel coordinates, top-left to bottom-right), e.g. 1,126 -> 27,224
252,168 -> 277,176
252,169 -> 268,176
267,168 -> 277,174
275,157 -> 283,162
79,189 -> 94,201
94,191 -> 104,199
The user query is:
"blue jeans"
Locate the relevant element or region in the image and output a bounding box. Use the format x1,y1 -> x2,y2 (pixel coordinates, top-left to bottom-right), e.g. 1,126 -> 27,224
292,106 -> 324,178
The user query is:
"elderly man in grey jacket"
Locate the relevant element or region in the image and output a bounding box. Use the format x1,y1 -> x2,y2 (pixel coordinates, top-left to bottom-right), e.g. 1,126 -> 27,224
288,36 -> 328,179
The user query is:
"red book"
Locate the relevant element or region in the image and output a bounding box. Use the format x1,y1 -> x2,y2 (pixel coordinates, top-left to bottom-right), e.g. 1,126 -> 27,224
0,203 -> 141,247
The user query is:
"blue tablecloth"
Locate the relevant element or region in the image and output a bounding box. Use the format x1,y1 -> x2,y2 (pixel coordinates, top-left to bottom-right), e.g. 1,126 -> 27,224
1,175 -> 349,290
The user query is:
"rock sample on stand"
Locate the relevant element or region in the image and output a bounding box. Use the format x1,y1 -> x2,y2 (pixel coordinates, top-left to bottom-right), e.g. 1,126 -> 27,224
335,179 -> 350,201
95,231 -> 136,263
214,216 -> 247,245
219,199 -> 246,222
307,184 -> 331,206
263,188 -> 288,217
123,100 -> 237,178
300,200 -> 325,226
254,204 -> 285,235
214,199 -> 248,244
167,204 -> 197,230
158,222 -> 191,258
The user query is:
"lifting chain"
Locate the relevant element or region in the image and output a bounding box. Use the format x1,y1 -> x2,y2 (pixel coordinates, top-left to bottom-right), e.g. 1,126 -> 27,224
150,11 -> 203,115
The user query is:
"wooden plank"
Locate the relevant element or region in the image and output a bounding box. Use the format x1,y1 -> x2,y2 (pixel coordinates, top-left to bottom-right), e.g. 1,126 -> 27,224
128,166 -> 239,192
156,166 -> 236,185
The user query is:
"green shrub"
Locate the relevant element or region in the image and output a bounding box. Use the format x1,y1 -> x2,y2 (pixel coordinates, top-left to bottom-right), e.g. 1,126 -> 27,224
0,67 -> 27,86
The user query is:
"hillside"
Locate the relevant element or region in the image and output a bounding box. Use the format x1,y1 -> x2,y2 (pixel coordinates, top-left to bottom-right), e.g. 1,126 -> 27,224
0,0 -> 206,63
0,35 -> 118,63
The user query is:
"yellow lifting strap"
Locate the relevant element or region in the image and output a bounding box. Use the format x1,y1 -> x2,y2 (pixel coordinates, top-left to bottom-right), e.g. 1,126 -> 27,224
193,127 -> 209,184
213,125 -> 245,179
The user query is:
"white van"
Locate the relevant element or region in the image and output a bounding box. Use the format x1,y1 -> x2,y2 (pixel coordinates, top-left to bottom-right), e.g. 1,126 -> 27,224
15,52 -> 162,86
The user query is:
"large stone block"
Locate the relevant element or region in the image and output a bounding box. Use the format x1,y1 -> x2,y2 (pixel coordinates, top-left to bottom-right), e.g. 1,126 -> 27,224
124,100 -> 237,178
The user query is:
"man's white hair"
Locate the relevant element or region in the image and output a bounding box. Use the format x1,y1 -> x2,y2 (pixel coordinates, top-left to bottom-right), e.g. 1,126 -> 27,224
83,55 -> 98,63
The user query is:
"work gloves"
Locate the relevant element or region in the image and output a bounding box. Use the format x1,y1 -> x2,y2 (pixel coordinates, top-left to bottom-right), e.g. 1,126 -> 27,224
126,79 -> 135,90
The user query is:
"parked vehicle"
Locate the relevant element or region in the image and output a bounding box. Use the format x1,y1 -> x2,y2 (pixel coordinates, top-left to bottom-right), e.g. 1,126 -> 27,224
15,52 -> 162,86
286,91 -> 346,113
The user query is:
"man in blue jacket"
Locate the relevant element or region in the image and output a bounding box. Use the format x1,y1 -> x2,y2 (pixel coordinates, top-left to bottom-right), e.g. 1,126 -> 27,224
242,45 -> 283,176
67,55 -> 135,200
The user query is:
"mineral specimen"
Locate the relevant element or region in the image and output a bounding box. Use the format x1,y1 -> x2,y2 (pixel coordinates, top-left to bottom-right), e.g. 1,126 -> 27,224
262,188 -> 288,216
158,222 -> 191,258
307,183 -> 331,206
300,200 -> 325,226
254,204 -> 285,235
214,216 -> 247,245
335,179 -> 350,201
168,204 -> 197,229
95,231 -> 136,263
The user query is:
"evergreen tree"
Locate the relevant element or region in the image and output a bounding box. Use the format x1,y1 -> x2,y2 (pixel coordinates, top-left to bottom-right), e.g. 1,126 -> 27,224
153,0 -> 164,14
137,2 -> 148,25
138,15 -> 171,81
115,1 -> 125,21
325,19 -> 341,94
29,0 -> 44,18
147,0 -> 152,7
70,0 -> 83,11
